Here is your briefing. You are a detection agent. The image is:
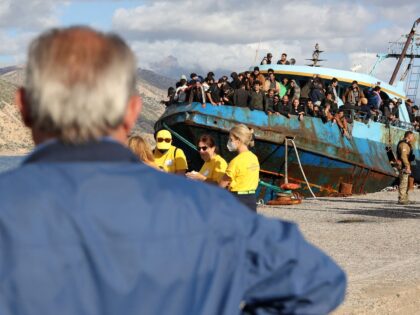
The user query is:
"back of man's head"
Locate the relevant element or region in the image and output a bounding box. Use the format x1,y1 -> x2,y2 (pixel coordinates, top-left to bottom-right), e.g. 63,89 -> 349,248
24,26 -> 137,143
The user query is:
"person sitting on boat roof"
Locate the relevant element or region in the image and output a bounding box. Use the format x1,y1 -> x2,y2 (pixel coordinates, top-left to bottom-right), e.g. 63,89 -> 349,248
263,72 -> 280,94
289,58 -> 296,65
153,129 -> 188,175
249,66 -> 266,89
186,134 -> 227,184
287,79 -> 301,101
290,98 -> 305,121
326,78 -> 339,107
233,82 -> 250,107
260,52 -> 273,65
334,108 -> 351,139
206,78 -> 224,106
277,52 -> 290,65
273,94 -> 291,118
342,80 -> 364,107
249,80 -> 266,111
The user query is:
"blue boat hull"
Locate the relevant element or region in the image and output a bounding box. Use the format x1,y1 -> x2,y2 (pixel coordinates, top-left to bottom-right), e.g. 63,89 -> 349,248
155,103 -> 420,195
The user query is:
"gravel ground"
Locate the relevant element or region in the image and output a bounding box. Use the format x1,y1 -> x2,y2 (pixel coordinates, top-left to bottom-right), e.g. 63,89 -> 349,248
258,188 -> 420,314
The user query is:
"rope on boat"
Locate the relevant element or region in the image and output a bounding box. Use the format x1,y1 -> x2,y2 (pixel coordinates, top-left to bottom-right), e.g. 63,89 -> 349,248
163,122 -> 316,198
162,122 -> 198,152
286,138 -> 317,198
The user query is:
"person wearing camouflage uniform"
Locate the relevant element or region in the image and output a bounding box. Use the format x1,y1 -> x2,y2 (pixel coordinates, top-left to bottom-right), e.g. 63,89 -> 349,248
397,131 -> 415,204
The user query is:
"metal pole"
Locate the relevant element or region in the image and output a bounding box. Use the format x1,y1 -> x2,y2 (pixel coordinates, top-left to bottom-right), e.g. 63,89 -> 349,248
284,139 -> 288,184
389,18 -> 420,85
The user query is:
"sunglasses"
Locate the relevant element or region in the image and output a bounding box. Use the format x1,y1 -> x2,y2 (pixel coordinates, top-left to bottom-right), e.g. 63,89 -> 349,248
157,138 -> 171,143
198,146 -> 208,151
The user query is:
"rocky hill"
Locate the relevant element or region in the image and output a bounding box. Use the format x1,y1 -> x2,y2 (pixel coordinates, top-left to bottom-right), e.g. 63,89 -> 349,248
0,67 -> 172,154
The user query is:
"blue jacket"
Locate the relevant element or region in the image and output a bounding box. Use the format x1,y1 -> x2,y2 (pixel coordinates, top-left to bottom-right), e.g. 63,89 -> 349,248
0,141 -> 346,315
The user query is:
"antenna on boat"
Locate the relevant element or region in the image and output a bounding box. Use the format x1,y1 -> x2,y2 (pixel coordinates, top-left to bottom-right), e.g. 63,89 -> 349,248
370,18 -> 420,100
306,43 -> 325,67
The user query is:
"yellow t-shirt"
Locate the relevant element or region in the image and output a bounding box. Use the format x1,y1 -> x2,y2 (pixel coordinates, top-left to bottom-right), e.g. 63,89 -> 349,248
225,151 -> 260,192
199,154 -> 228,183
153,145 -> 188,173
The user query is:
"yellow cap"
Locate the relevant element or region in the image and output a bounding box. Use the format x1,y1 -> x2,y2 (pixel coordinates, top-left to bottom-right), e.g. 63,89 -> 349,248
156,129 -> 172,150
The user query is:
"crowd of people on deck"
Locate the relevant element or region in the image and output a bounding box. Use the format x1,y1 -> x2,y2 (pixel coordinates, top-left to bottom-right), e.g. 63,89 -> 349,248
129,125 -> 260,211
162,53 -> 420,135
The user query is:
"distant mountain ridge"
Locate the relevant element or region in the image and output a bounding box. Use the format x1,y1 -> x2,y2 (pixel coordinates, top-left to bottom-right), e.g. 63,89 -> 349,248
0,66 -> 169,154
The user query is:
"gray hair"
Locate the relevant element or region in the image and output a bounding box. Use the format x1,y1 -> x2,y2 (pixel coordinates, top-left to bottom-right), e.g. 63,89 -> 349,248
25,26 -> 137,143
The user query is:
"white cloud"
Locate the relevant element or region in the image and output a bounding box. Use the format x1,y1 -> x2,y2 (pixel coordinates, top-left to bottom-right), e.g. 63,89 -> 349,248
113,1 -> 373,45
0,0 -> 66,29
111,0 -> 420,83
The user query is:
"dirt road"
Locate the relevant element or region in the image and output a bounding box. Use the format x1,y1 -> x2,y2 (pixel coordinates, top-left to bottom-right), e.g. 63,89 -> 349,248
258,189 -> 420,314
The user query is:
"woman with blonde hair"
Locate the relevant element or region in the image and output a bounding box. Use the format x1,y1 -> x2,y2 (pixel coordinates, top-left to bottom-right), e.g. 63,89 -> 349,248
219,124 -> 260,211
128,135 -> 159,170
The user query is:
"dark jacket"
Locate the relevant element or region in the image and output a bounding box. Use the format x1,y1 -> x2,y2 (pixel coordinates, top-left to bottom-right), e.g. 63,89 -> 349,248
233,88 -> 250,107
249,90 -> 266,111
0,140 -> 346,315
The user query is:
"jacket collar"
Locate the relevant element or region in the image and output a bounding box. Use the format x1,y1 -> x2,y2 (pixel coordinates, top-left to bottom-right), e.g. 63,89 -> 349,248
24,139 -> 139,164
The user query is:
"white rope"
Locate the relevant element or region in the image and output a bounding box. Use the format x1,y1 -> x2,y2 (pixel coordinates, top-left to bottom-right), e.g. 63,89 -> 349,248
286,138 -> 317,198
284,139 -> 288,184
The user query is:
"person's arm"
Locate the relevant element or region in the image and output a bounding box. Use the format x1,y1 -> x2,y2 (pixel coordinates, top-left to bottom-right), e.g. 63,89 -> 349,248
218,174 -> 231,188
206,91 -> 216,105
400,144 -> 411,173
174,148 -> 188,175
241,217 -> 346,314
185,171 -> 206,181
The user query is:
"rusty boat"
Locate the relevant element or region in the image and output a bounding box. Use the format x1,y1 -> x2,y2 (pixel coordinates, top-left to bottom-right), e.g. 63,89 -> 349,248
155,21 -> 420,197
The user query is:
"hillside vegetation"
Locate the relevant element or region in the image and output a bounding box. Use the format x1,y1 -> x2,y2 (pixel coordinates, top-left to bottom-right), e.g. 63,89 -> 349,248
0,67 -> 172,154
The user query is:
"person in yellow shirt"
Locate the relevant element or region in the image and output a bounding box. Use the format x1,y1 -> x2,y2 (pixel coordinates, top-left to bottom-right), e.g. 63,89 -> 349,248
186,134 -> 227,184
128,135 -> 160,170
219,124 -> 260,211
153,129 -> 188,174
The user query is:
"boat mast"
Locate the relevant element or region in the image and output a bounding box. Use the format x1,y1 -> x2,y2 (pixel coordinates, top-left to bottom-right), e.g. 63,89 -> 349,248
389,18 -> 420,85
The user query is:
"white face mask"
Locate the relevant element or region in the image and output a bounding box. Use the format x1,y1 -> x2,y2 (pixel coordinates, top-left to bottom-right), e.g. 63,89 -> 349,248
227,139 -> 237,152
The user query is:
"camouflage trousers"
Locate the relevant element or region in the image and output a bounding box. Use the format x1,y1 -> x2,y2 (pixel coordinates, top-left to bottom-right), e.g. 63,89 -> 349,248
398,172 -> 409,203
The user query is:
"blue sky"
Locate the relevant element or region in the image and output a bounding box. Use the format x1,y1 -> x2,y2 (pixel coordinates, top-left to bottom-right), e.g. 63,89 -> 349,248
0,0 -> 419,97
59,1 -> 139,30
